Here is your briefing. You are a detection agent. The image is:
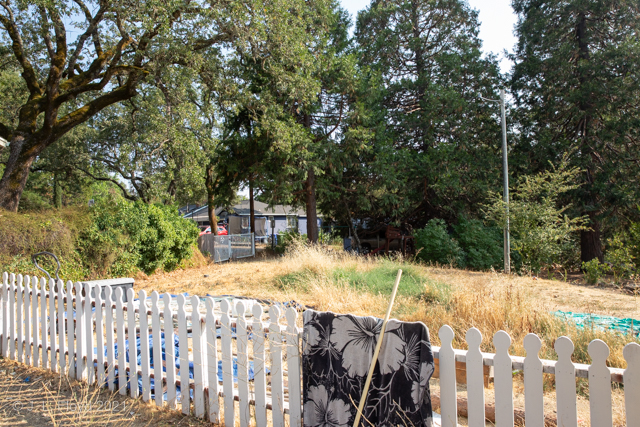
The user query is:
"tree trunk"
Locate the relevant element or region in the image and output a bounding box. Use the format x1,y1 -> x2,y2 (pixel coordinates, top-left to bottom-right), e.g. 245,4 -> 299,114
53,172 -> 62,208
0,134 -> 39,212
305,167 -> 319,243
205,161 -> 218,235
581,211 -> 603,263
249,176 -> 255,234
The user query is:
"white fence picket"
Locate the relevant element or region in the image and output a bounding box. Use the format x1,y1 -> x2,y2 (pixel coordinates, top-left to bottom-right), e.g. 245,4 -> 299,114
438,325 -> 458,426
151,291 -> 163,407
8,274 -> 16,360
164,293 -> 178,409
269,305 -> 285,427
252,304 -> 267,427
66,280 -> 75,378
191,296 -> 206,418
493,331 -> 514,427
75,282 -> 86,380
624,343 -> 640,427
41,278 -> 49,370
115,287 -> 127,395
95,288 -> 105,387
523,333 -> 544,427
0,273 -> 3,356
85,283 -> 94,385
177,294 -> 190,414
48,279 -> 56,372
24,276 -> 31,365
57,279 -> 66,374
1,273 -> 10,358
1,273 -> 9,358
139,290 -> 151,402
588,339 -> 612,427
286,308 -> 302,427
16,274 -> 23,363
32,277 -> 41,367
465,327 -> 485,427
127,288 -> 138,398
220,299 -> 235,427
205,297 -> 220,423
236,301 -> 250,427
105,286 -> 116,391
554,337 -> 577,427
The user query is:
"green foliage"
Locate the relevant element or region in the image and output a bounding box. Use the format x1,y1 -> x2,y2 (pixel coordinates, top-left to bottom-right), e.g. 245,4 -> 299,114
484,157 -> 588,274
414,219 -> 464,267
80,199 -> 199,275
582,259 -> 609,286
274,230 -> 307,255
605,234 -> 636,283
453,218 -> 504,270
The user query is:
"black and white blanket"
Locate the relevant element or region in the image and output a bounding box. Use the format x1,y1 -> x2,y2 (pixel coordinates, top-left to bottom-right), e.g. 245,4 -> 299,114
302,310 -> 435,427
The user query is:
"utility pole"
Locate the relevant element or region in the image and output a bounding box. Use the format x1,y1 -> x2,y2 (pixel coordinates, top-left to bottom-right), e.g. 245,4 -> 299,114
480,89 -> 511,274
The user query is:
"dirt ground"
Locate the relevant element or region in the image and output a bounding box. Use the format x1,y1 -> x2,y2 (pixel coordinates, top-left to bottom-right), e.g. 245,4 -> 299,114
0,359 -> 209,427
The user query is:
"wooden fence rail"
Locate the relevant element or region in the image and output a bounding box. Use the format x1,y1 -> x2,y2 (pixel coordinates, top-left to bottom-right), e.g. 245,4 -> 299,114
1,272 -> 639,427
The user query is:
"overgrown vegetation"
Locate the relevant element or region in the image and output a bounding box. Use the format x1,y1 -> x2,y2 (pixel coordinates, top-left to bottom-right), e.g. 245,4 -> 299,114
0,199 -> 202,280
271,245 -> 638,369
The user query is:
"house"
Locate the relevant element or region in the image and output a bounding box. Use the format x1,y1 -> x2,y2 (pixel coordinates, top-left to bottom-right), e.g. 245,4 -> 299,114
182,200 -> 321,236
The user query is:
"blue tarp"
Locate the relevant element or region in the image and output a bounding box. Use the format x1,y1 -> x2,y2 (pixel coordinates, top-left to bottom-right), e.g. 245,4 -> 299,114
553,310 -> 640,336
102,332 -> 266,401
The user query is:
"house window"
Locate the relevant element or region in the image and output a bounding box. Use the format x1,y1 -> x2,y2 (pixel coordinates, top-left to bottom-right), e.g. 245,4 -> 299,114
241,217 -> 249,229
287,216 -> 298,231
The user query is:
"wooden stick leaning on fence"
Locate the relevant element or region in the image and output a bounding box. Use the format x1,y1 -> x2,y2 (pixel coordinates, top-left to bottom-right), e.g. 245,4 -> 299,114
352,269 -> 403,427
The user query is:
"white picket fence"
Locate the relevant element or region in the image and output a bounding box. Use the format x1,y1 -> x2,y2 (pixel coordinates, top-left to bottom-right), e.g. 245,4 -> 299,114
0,271 -> 639,427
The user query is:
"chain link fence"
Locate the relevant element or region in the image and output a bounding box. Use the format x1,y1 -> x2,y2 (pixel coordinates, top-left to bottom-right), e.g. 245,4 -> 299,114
198,233 -> 255,262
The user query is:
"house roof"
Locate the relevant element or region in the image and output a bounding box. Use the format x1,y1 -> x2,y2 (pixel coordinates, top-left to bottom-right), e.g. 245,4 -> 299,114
224,200 -> 306,217
183,201 -> 307,222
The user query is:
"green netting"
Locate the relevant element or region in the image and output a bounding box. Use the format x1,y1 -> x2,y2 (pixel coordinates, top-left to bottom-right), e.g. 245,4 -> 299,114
553,310 -> 640,336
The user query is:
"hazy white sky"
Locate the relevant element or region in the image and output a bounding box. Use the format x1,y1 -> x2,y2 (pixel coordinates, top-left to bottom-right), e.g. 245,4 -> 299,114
340,0 -> 518,73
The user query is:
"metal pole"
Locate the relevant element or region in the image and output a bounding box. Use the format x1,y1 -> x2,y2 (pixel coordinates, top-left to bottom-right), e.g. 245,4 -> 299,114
500,89 -> 511,274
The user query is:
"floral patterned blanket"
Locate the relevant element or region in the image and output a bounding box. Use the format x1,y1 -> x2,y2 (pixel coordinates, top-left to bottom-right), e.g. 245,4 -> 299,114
302,310 -> 435,427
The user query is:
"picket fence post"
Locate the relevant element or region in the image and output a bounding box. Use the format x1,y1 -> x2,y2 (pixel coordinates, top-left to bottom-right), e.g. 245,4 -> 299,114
286,308 -> 302,427
127,288 -> 138,398
31,277 -> 40,367
554,337 -> 577,427
465,327 -> 485,427
588,339 -> 612,426
252,304 -> 267,427
220,299 -> 235,427
493,330 -> 514,427
139,290 -> 151,402
624,342 -> 640,427
164,292 -> 178,409
95,287 -> 105,387
0,272 -> 6,357
116,287 -> 127,395
66,280 -> 75,378
191,295 -> 206,418
269,305 -> 285,427
105,286 -> 116,391
177,293 -> 190,414
42,277 -> 49,370
85,283 -> 94,384
205,297 -> 220,423
9,273 -> 16,360
237,301 -> 251,427
151,291 -> 163,407
24,276 -> 31,365
57,279 -> 65,374
438,325 -> 458,426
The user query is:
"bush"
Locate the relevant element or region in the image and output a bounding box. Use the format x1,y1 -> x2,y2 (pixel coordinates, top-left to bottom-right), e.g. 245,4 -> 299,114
582,259 -> 609,285
79,199 -> 199,275
453,218 -> 503,270
415,219 -> 464,266
605,234 -> 636,283
274,230 -> 307,255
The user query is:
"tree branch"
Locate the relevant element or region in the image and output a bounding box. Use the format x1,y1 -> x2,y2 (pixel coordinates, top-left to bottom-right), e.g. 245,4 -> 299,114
0,11 -> 42,96
75,165 -> 138,201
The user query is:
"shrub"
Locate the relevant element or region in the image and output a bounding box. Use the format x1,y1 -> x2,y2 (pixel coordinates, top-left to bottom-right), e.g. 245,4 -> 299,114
582,259 -> 609,285
415,219 -> 464,266
274,230 -> 307,254
453,218 -> 503,270
79,199 -> 199,275
605,234 -> 636,283
484,155 -> 588,274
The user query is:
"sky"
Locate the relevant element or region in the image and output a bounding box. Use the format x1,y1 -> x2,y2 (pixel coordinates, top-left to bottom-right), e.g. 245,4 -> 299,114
340,0 -> 518,73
